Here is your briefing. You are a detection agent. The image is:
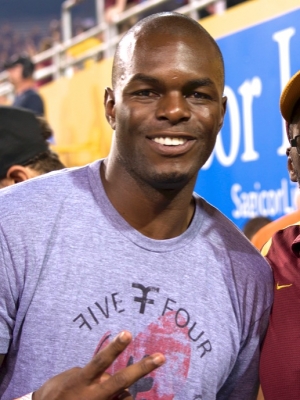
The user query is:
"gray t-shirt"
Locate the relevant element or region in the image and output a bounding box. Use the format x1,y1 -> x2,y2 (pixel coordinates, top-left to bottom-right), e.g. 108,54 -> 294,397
0,160 -> 273,399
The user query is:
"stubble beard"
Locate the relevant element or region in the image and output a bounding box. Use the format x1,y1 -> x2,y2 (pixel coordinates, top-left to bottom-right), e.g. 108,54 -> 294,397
118,151 -> 193,192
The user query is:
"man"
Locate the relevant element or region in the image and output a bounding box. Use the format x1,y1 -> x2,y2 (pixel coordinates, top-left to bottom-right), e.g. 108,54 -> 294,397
259,70 -> 300,399
251,209 -> 300,250
0,13 -> 273,400
4,55 -> 45,116
0,106 -> 64,188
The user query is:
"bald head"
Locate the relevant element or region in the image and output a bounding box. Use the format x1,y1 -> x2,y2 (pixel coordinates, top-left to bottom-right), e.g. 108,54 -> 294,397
112,12 -> 225,89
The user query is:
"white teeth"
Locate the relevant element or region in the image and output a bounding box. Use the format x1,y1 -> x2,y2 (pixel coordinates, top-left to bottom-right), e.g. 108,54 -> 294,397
152,137 -> 187,146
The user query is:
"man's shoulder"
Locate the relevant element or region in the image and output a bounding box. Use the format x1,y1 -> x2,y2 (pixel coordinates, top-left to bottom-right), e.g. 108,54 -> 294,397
13,88 -> 44,114
195,194 -> 272,270
261,221 -> 300,261
195,195 -> 251,245
0,163 -> 94,218
16,88 -> 40,100
22,88 -> 43,103
24,88 -> 40,95
194,197 -> 273,314
0,161 -> 104,252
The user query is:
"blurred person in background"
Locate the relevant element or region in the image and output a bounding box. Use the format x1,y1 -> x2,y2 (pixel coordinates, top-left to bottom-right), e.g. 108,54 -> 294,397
49,18 -> 62,44
105,0 -> 140,31
242,216 -> 272,241
259,70 -> 300,399
199,0 -> 249,18
0,106 -> 65,189
35,37 -> 54,87
138,0 -> 187,21
4,54 -> 45,115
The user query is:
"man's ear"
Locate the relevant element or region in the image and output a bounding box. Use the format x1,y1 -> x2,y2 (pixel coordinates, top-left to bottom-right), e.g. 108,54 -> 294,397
104,87 -> 116,130
287,148 -> 298,182
218,96 -> 227,132
6,165 -> 32,184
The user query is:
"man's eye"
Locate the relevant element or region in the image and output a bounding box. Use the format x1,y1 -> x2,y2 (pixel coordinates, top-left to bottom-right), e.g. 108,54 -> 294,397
136,90 -> 152,96
190,92 -> 210,99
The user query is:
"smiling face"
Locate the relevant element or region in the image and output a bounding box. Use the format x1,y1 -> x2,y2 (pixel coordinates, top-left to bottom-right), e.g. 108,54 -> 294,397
105,15 -> 226,190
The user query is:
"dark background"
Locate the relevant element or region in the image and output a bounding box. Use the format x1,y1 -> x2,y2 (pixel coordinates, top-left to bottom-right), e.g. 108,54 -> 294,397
0,0 -> 95,19
0,0 -> 248,71
0,0 -> 246,19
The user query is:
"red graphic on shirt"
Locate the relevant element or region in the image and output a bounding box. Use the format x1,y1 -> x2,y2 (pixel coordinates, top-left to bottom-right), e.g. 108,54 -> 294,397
94,311 -> 191,399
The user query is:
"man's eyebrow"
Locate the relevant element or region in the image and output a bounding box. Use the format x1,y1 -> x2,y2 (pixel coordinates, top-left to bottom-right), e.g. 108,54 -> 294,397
183,78 -> 215,90
126,73 -> 162,86
125,74 -> 215,89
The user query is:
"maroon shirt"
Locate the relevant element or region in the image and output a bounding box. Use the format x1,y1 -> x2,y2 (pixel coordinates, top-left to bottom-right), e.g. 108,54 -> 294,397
260,222 -> 300,399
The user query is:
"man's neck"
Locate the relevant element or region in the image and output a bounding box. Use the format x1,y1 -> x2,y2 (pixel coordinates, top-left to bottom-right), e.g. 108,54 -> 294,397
100,160 -> 196,240
15,79 -> 35,95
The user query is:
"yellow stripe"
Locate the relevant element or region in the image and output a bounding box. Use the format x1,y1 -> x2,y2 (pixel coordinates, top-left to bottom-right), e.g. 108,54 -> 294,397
261,237 -> 273,257
200,0 -> 300,39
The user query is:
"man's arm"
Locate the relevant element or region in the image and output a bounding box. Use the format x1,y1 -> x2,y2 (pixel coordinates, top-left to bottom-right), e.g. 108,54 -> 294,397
28,331 -> 165,400
217,305 -> 272,399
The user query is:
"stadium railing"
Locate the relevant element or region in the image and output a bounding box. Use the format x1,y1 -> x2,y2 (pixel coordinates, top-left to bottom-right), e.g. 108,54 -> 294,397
0,0 -> 226,98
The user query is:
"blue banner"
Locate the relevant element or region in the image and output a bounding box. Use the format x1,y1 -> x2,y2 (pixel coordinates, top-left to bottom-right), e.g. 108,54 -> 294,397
195,8 -> 300,229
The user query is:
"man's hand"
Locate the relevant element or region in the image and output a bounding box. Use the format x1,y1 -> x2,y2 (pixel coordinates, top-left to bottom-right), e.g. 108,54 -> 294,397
32,331 -> 165,400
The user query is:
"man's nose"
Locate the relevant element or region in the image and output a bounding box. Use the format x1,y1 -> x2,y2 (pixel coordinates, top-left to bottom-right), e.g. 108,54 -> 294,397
155,92 -> 191,124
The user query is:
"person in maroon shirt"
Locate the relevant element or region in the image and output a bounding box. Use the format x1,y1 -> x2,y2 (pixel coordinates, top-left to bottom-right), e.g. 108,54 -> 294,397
259,69 -> 300,400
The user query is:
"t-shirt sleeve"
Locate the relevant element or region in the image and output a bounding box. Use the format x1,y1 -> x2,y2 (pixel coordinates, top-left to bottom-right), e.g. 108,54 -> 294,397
217,304 -> 272,399
0,224 -> 18,354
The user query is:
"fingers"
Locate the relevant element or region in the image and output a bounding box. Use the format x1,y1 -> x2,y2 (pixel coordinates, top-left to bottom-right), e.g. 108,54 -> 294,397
112,390 -> 133,400
99,372 -> 112,384
79,330 -> 165,399
99,352 -> 165,399
82,331 -> 132,382
33,331 -> 165,400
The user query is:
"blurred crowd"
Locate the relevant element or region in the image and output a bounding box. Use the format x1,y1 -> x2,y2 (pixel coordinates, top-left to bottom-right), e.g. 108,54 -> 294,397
0,19 -> 62,73
0,0 -> 248,73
